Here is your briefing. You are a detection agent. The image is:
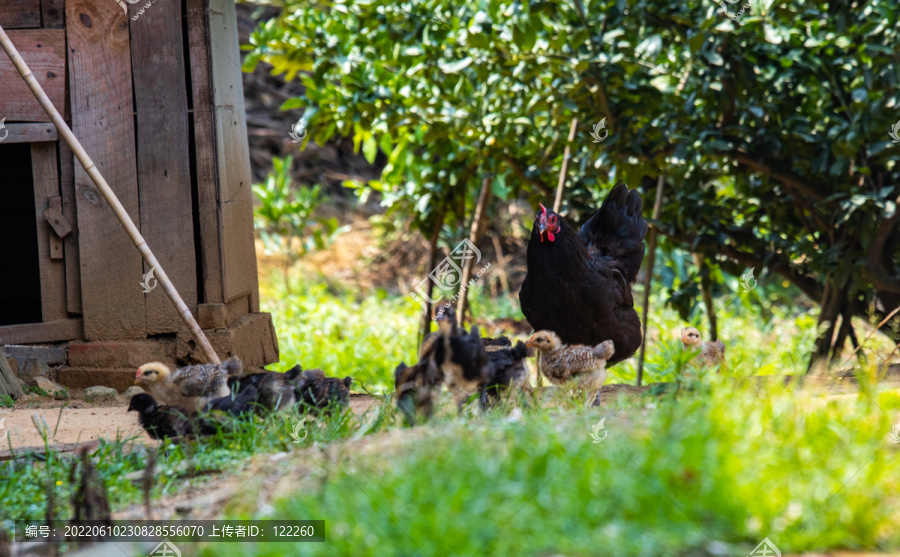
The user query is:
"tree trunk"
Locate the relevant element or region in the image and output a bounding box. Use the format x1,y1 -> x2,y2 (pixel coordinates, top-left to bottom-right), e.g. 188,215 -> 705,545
693,253 -> 718,341
419,213 -> 444,343
636,174 -> 665,386
456,177 -> 492,326
808,279 -> 852,373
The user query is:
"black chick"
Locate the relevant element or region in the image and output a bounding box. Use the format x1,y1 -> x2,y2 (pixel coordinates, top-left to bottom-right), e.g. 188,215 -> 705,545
286,366 -> 352,414
203,384 -> 261,417
128,393 -> 222,440
394,357 -> 442,425
213,371 -> 298,415
433,312 -> 494,409
483,339 -> 530,401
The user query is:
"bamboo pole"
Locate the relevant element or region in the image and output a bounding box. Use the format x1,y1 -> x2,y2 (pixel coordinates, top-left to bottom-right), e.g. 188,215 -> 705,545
553,119 -> 579,213
0,24 -> 220,365
636,174 -> 665,386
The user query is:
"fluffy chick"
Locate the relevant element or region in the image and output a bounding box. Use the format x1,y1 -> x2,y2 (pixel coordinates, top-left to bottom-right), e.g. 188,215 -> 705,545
526,330 -> 614,405
135,357 -> 239,412
203,384 -> 261,417
216,371 -> 298,414
483,338 -> 530,401
418,305 -> 463,359
681,327 -> 725,367
286,366 -> 352,414
128,393 -> 223,440
394,357 -> 442,424
433,312 -> 494,408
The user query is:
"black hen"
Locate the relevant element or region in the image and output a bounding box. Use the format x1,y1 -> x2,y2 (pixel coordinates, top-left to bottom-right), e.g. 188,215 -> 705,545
519,182 -> 648,364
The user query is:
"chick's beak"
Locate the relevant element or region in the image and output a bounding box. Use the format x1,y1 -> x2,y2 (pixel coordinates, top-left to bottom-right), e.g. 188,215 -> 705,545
525,335 -> 536,347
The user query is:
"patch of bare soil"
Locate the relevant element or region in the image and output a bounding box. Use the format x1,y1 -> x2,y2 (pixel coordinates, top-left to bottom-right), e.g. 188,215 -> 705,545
0,393 -> 381,453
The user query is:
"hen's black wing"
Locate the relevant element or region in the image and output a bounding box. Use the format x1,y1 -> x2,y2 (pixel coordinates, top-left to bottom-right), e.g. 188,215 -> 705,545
578,181 -> 648,283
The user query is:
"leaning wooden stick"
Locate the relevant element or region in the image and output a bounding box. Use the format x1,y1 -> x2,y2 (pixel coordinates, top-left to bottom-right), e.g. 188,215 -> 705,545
553,119 -> 579,213
0,23 -> 220,365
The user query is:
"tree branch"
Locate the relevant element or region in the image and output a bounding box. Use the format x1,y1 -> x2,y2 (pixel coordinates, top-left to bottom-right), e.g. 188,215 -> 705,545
732,151 -> 835,206
502,152 -> 554,197
661,226 -> 822,301
863,201 -> 900,293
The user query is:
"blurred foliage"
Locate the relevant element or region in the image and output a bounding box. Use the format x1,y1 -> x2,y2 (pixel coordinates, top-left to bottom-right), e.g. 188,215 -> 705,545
253,156 -> 346,292
202,370 -> 900,556
246,0 -> 900,357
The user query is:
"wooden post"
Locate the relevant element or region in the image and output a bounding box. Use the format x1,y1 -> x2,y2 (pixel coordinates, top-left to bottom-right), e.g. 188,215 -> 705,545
636,174 -> 665,386
0,23 -> 221,365
553,119 -> 579,213
456,176 -> 492,326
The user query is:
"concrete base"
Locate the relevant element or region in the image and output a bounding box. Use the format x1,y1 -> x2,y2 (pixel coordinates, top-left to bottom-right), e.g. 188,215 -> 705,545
53,312 -> 279,392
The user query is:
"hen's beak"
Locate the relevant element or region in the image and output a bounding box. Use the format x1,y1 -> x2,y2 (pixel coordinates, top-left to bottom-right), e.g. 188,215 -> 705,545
537,221 -> 548,242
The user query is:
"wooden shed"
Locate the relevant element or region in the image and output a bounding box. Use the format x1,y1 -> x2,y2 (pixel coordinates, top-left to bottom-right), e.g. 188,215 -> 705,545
0,0 -> 278,391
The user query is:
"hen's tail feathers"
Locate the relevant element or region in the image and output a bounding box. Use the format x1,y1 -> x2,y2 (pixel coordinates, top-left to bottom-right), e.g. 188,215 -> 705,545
593,340 -> 615,360
578,181 -> 649,283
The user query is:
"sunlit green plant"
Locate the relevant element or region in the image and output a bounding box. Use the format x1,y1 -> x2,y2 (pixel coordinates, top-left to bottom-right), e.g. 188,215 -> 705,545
253,156 -> 344,293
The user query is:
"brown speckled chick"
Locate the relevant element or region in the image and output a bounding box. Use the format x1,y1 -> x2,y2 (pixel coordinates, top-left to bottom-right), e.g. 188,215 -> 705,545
526,330 -> 614,404
681,327 -> 725,368
135,357 -> 239,412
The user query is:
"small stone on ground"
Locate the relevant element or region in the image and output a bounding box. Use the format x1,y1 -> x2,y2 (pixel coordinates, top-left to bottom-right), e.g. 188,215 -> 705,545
123,386 -> 144,398
29,376 -> 66,396
84,386 -> 119,403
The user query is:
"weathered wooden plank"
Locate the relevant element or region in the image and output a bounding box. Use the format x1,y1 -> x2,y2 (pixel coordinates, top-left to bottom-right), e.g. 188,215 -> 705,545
208,0 -> 260,312
43,197 -> 71,239
187,0 -> 224,305
31,143 -> 67,323
0,30 -> 66,122
41,0 -> 66,28
129,0 -> 198,334
0,0 -> 41,29
0,319 -> 82,345
44,196 -> 67,260
58,139 -> 82,315
0,123 -> 57,144
67,0 -> 146,340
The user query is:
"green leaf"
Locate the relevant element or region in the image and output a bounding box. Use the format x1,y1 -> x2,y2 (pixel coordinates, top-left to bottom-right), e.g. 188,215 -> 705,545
363,136 -> 379,165
438,57 -> 473,73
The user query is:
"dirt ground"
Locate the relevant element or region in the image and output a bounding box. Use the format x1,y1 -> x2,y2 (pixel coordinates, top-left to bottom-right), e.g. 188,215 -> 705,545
0,394 -> 382,450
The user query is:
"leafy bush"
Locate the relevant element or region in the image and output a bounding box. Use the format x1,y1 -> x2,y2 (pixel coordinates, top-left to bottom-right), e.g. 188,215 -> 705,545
253,156 -> 344,293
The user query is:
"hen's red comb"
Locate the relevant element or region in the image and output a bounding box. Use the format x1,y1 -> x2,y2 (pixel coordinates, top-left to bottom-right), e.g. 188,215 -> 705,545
539,203 -> 547,216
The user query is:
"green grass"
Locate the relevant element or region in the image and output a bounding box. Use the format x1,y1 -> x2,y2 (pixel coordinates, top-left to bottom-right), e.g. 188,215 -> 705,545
2,273 -> 898,556
260,270 -> 420,390
200,376 -> 900,557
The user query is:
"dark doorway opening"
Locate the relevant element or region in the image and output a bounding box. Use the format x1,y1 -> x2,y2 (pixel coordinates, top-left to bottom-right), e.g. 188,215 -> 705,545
0,143 -> 42,326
